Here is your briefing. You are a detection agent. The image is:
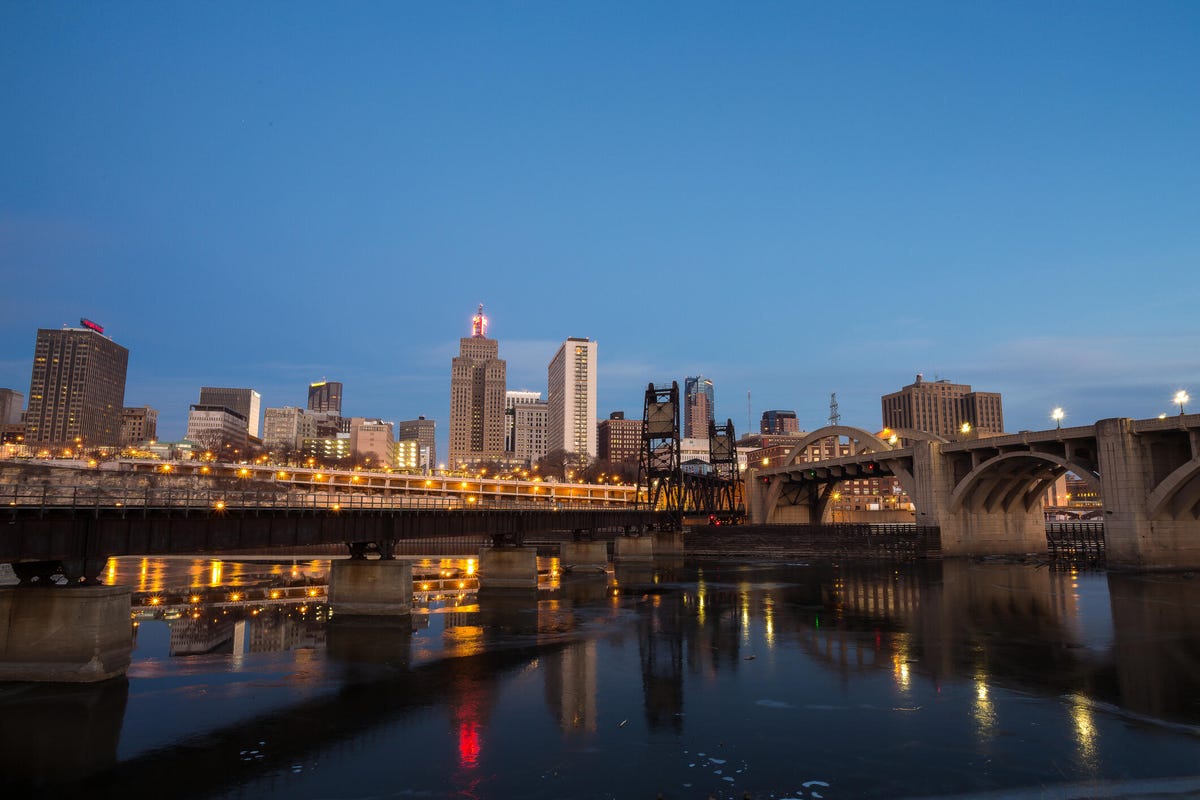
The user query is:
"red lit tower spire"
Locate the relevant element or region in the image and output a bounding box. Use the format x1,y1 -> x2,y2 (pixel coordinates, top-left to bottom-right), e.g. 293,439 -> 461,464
471,304 -> 488,338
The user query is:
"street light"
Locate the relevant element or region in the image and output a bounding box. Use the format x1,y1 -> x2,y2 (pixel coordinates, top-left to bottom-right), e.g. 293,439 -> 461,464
1174,390 -> 1190,416
1051,407 -> 1064,429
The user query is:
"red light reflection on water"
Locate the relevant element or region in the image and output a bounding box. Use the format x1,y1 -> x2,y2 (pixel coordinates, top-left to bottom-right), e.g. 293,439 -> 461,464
457,718 -> 482,768
451,676 -> 490,798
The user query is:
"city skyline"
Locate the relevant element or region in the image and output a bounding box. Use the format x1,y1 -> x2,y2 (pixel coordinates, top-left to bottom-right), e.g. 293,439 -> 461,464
2,3 -> 1196,454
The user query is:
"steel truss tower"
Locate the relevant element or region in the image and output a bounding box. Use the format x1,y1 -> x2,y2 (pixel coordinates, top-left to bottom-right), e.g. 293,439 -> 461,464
637,382 -> 683,525
707,418 -> 744,521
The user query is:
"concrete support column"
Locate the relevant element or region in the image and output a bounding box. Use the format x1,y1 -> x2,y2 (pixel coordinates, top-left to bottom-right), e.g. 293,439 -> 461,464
912,441 -> 1047,558
477,547 -> 538,591
328,559 -> 412,616
0,585 -> 132,683
745,468 -> 766,524
614,536 -> 655,562
1097,417 -> 1200,569
559,541 -> 609,572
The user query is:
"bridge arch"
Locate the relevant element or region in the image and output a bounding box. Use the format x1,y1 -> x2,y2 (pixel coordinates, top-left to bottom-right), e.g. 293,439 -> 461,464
1146,456 -> 1200,520
777,425 -> 894,468
759,425 -> 921,523
949,452 -> 1101,514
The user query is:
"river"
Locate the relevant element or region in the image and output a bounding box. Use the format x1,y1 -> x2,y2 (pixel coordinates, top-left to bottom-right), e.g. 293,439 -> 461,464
2,554 -> 1199,799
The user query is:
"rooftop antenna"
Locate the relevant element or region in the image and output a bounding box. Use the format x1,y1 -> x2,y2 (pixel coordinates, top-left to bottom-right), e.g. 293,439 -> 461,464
471,303 -> 488,338
747,390 -> 752,435
828,392 -> 841,426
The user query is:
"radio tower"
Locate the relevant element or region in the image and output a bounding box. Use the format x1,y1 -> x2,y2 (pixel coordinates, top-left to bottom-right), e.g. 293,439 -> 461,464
828,392 -> 841,426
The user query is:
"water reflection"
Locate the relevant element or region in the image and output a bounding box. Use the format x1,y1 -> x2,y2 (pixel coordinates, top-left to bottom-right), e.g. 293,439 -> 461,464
4,555 -> 1200,798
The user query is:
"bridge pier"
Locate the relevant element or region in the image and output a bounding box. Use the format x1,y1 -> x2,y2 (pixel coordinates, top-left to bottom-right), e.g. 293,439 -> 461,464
1097,418 -> 1200,569
613,535 -> 655,562
912,441 -> 1047,557
328,559 -> 412,616
559,541 -> 609,572
477,547 -> 539,592
0,585 -> 132,683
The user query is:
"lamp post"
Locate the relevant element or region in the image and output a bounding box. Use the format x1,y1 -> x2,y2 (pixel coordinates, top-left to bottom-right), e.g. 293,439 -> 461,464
1175,390 -> 1190,416
1051,407 -> 1064,429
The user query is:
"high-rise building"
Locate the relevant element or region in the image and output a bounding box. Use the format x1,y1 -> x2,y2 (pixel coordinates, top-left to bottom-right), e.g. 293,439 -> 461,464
398,416 -> 437,471
546,337 -> 597,460
512,401 -> 548,467
24,324 -> 129,448
449,305 -> 507,468
0,388 -> 24,425
684,376 -> 715,439
597,412 -> 642,465
198,387 -> 262,439
185,404 -> 249,451
264,406 -> 310,451
760,409 -> 800,435
505,390 -> 542,452
881,374 -> 1004,438
121,406 -> 159,445
307,380 -> 342,414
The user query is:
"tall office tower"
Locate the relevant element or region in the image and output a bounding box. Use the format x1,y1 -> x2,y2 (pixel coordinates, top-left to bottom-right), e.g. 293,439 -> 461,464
198,387 -> 262,438
760,409 -> 800,435
0,388 -> 24,425
505,390 -> 542,452
25,323 -> 129,448
546,337 -> 598,459
684,375 -> 715,439
121,406 -> 159,445
881,374 -> 1005,438
597,412 -> 643,465
264,406 -> 307,450
512,401 -> 548,467
398,416 -> 437,470
449,305 -> 507,468
307,380 -> 342,414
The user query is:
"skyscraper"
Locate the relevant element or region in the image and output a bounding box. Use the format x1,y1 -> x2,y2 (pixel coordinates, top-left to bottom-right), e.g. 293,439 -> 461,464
307,380 -> 342,414
881,374 -> 1004,438
684,375 -> 715,439
449,305 -> 507,468
546,337 -> 597,459
198,387 -> 262,438
25,324 -> 128,448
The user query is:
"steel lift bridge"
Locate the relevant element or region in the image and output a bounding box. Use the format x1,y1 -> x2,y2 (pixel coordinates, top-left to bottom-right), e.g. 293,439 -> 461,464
635,382 -> 744,527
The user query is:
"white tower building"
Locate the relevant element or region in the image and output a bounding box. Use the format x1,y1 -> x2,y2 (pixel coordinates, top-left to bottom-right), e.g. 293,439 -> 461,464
546,338 -> 597,460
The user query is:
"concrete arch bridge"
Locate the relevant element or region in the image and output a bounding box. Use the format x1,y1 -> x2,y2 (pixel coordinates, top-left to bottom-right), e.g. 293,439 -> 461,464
745,415 -> 1200,570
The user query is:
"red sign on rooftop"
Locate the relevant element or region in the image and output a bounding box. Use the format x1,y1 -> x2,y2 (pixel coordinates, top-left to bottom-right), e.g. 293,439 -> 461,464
80,318 -> 104,334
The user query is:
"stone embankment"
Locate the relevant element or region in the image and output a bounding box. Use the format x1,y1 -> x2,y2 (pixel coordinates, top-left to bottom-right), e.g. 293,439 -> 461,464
684,524 -> 940,559
0,461 -> 279,502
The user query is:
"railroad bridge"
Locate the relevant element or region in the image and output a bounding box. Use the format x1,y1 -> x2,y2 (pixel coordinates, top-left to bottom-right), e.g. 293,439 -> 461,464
747,414 -> 1200,569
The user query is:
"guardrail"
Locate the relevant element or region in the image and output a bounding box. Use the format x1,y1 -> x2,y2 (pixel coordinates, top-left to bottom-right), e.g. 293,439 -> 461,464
2,484 -> 630,514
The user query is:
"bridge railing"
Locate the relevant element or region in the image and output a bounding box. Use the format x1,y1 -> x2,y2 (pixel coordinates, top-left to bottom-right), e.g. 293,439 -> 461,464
1,484 -> 633,513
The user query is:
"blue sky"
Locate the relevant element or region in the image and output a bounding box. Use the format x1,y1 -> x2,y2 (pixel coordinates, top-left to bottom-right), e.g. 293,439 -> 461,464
2,1 -> 1197,455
